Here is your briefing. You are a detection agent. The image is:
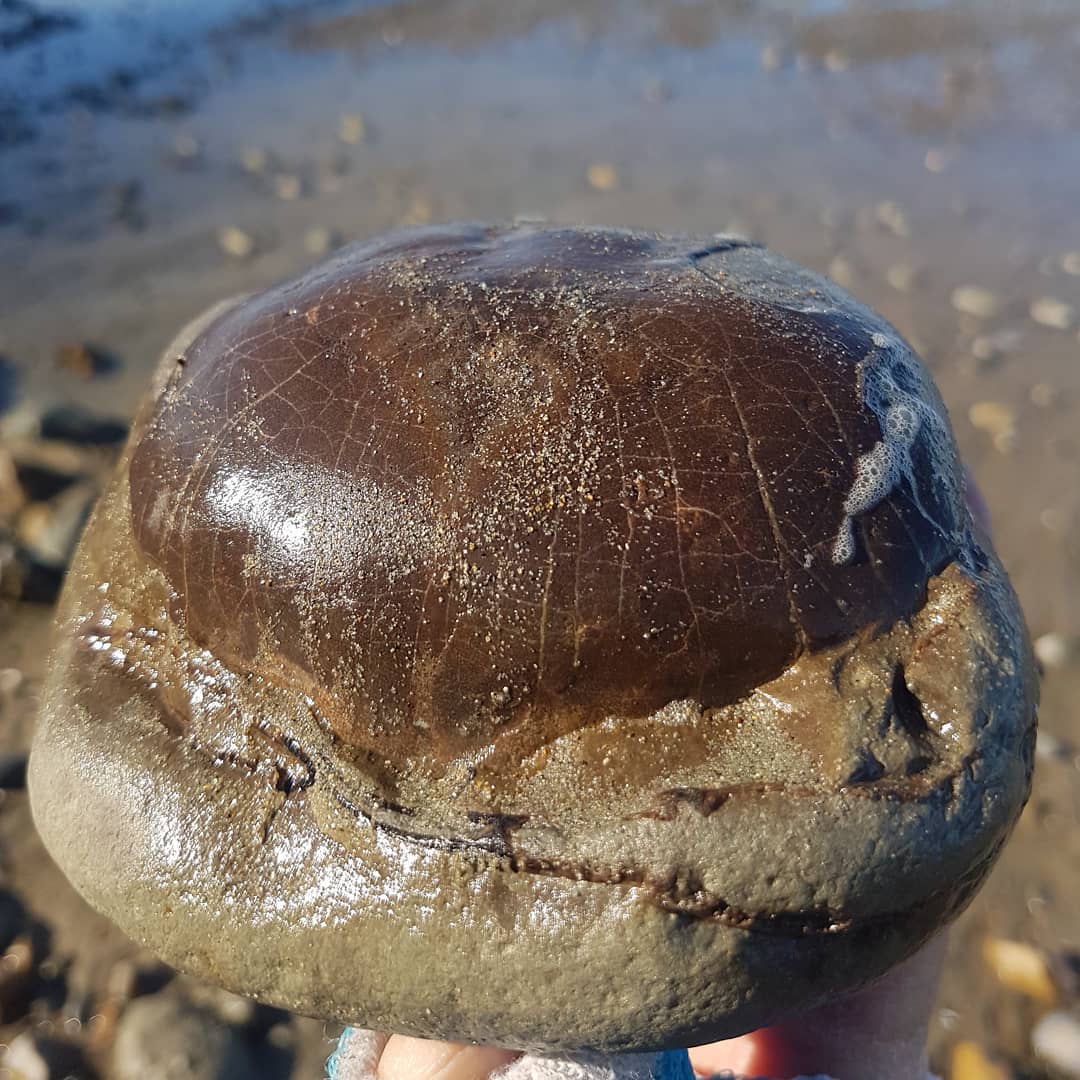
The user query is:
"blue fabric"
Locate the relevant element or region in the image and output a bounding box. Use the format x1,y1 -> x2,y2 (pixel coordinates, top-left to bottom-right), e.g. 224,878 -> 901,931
326,1026 -> 357,1079
653,1050 -> 697,1079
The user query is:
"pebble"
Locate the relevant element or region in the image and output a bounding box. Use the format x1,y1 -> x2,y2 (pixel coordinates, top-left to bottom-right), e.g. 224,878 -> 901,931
924,148 -> 949,173
338,112 -> 367,145
0,934 -> 35,1021
823,49 -> 850,72
982,937 -> 1058,1005
968,401 -> 1016,453
1062,251 -> 1080,276
3,1032 -> 49,1080
273,174 -> 302,201
15,481 -> 97,568
172,133 -> 201,162
403,193 -> 433,225
970,328 -> 1022,364
184,982 -> 257,1027
55,341 -> 116,379
217,226 -> 256,259
1036,730 -> 1075,763
952,285 -> 1000,319
827,255 -> 854,289
1034,632 -> 1071,670
40,406 -> 127,446
0,537 -> 19,598
760,43 -> 783,71
0,447 -> 24,523
240,147 -> 269,175
875,200 -> 910,237
303,226 -> 337,257
1030,296 -> 1075,330
112,993 -> 259,1080
5,434 -> 111,481
1030,382 -> 1058,408
1032,1012 -> 1080,1078
2,1031 -> 85,1080
0,753 -> 28,789
586,162 -> 620,192
885,262 -> 917,292
950,1040 -> 1011,1080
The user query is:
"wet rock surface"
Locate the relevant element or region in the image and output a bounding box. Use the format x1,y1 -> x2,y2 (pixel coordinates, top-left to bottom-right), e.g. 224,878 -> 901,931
1,0 -> 1079,1077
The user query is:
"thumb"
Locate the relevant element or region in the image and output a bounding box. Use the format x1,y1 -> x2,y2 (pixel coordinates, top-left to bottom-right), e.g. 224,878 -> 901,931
375,1035 -> 520,1080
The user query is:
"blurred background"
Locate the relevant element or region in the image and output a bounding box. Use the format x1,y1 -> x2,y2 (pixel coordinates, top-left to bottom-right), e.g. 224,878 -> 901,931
1,0 -> 1078,1077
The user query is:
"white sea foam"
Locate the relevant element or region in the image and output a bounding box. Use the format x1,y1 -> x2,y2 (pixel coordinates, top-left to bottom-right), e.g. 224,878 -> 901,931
832,331 -> 960,565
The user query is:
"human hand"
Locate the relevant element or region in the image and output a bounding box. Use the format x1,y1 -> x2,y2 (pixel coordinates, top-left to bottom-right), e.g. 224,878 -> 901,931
328,932 -> 945,1080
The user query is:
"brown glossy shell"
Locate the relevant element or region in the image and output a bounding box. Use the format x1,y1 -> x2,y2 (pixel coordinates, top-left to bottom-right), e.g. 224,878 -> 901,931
128,223 -> 962,779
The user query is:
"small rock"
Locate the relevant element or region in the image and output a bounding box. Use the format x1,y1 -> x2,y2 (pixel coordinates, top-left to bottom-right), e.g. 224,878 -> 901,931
338,112 -> 367,145
886,262 -> 918,292
55,341 -> 118,379
0,667 -> 22,697
6,435 -> 110,485
1032,1012 -> 1080,1078
171,133 -> 201,164
15,481 -> 97,569
0,447 -> 24,523
303,226 -> 337,257
968,401 -> 1016,453
1034,632 -> 1071,670
823,49 -> 850,72
4,1031 -> 87,1080
952,285 -> 1000,319
0,751 -> 28,789
403,193 -> 433,226
113,993 -> 259,1080
0,536 -> 20,599
217,226 -> 255,259
273,174 -> 302,201
1030,297 -> 1075,330
586,162 -> 620,192
760,43 -> 783,72
1030,382 -> 1058,408
982,937 -> 1058,1005
0,934 -> 35,1021
3,1031 -> 49,1080
1062,251 -> 1080,276
827,255 -> 854,289
1041,507 -> 1069,534
192,986 -> 257,1027
950,1040 -> 1011,1080
1036,730 -> 1075,763
924,148 -> 949,173
875,200 -> 910,237
240,147 -> 270,174
40,405 -> 127,446
970,328 -> 1022,364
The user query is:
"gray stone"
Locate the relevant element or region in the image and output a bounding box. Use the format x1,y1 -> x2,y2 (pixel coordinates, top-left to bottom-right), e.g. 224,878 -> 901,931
113,993 -> 258,1080
1032,1011 -> 1080,1078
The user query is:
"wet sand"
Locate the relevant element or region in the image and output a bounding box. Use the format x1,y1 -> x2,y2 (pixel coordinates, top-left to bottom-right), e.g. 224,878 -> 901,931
1,1 -> 1079,1077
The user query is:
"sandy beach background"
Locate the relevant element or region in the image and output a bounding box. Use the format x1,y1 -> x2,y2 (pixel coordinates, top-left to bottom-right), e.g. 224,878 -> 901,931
1,1 -> 1078,1076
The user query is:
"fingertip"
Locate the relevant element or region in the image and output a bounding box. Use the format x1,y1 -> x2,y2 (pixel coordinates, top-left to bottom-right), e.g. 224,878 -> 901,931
376,1034 -> 519,1080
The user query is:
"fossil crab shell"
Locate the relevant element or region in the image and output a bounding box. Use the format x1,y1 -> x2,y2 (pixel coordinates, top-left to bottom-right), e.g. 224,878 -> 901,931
29,224 -> 1036,1051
